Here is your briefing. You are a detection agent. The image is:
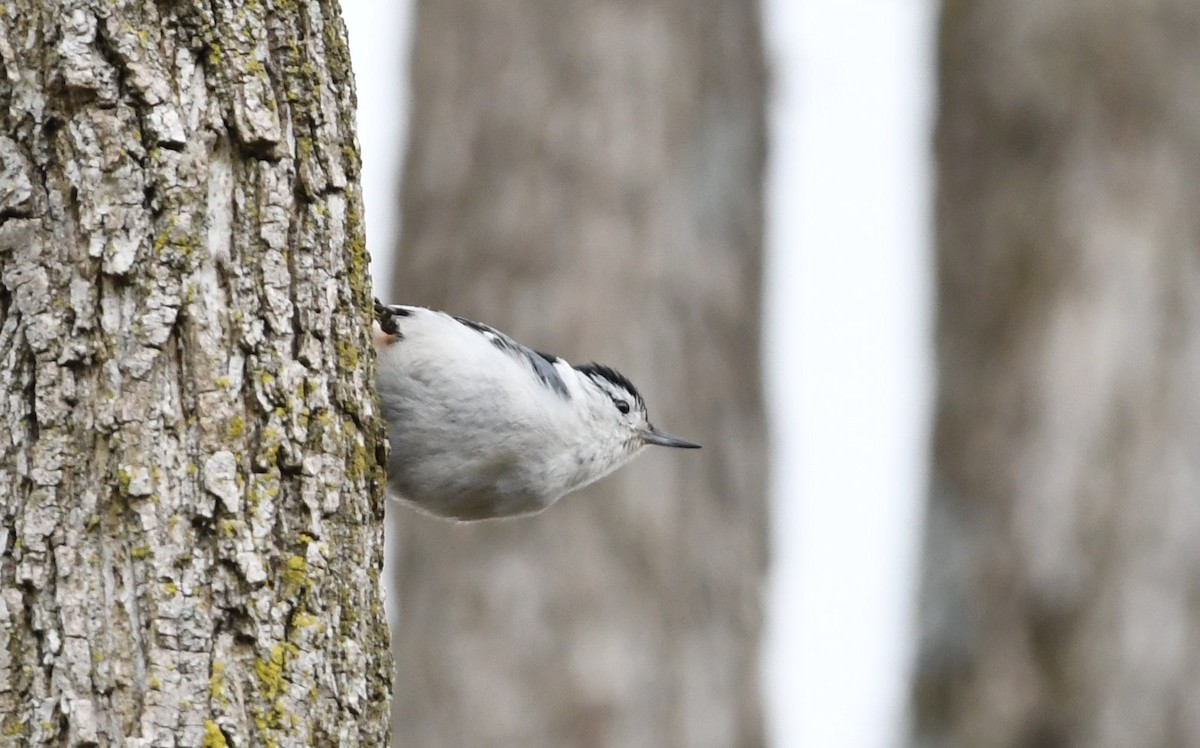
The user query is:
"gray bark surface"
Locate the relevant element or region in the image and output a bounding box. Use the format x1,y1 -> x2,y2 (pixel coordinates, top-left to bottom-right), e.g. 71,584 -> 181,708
387,1 -> 768,747
915,2 -> 1200,746
0,0 -> 391,745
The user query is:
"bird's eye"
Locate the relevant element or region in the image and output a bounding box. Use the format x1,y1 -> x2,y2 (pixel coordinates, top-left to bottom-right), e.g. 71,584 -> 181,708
614,399 -> 631,415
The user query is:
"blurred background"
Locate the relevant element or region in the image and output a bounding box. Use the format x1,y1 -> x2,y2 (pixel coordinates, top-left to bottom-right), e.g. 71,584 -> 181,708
344,0 -> 1200,746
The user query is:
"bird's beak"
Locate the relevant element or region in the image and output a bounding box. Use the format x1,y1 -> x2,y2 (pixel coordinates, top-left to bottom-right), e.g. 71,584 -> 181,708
641,426 -> 701,449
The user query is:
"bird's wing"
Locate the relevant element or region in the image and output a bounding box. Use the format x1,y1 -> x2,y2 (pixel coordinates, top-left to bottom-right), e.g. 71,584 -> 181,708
374,299 -> 571,398
451,315 -> 571,398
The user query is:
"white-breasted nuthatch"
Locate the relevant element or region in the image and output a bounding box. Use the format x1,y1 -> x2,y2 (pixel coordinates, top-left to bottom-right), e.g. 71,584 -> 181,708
373,299 -> 700,521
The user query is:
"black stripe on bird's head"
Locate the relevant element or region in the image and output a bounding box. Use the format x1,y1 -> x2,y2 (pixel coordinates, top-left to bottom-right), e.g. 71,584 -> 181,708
576,362 -> 646,413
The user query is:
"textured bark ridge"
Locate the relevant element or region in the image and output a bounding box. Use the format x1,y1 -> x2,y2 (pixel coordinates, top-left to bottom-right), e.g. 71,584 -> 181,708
0,1 -> 391,745
390,2 -> 768,746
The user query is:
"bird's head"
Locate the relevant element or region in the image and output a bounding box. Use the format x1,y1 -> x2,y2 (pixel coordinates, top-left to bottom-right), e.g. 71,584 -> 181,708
574,363 -> 701,460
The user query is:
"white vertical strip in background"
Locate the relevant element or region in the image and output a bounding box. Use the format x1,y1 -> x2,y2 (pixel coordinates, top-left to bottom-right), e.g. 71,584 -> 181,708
342,0 -> 413,289
762,1 -> 935,746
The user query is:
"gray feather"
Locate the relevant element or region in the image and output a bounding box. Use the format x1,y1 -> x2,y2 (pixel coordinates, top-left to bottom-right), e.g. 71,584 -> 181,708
452,316 -> 570,398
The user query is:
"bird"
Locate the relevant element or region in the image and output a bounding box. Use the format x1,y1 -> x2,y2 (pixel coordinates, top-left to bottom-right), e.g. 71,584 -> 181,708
373,299 -> 700,521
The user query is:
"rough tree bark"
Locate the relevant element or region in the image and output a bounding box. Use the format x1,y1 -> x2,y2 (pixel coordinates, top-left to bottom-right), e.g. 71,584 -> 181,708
914,2 -> 1200,746
388,2 -> 767,747
0,0 -> 391,745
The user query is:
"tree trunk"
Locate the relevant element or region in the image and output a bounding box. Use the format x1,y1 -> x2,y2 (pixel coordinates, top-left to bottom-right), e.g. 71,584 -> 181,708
914,2 -> 1200,746
0,1 -> 391,745
388,2 -> 767,747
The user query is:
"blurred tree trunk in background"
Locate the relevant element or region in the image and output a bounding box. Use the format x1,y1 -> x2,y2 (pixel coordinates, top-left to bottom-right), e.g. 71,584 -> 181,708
914,2 -> 1200,746
388,1 -> 767,746
0,1 -> 391,744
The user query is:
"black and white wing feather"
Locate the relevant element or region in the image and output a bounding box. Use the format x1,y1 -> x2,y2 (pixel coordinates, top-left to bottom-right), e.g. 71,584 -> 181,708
451,315 -> 571,398
374,299 -> 570,398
